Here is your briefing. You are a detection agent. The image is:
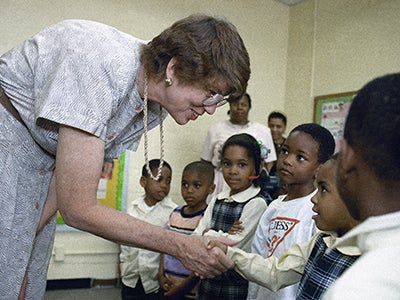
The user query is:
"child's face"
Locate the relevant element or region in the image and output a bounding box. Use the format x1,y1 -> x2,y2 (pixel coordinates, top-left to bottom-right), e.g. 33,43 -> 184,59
221,145 -> 256,194
181,170 -> 214,210
311,160 -> 357,236
277,131 -> 320,186
268,117 -> 286,142
141,166 -> 172,204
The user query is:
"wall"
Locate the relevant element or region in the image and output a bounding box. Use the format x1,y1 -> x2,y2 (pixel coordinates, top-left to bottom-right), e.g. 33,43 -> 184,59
285,0 -> 400,128
0,0 -> 289,280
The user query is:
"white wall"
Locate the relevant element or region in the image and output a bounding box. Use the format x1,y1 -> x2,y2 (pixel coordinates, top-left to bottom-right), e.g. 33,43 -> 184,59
0,0 -> 290,280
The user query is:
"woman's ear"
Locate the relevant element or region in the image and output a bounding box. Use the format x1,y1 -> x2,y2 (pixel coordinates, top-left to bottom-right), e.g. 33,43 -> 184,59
165,57 -> 176,79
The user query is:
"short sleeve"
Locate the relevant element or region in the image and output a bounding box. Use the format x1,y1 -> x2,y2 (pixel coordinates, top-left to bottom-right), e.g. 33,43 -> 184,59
34,49 -> 117,139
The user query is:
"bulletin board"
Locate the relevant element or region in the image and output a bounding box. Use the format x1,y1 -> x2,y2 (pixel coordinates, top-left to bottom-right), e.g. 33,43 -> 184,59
314,91 -> 357,152
56,151 -> 129,231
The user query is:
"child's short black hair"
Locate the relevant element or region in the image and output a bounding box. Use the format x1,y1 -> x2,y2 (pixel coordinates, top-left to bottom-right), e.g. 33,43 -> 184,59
183,161 -> 215,183
221,133 -> 262,176
290,123 -> 335,164
344,73 -> 400,180
268,111 -> 287,126
142,159 -> 172,177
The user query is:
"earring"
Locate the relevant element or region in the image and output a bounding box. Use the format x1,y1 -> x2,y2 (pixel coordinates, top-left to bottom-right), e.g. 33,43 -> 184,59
165,78 -> 172,86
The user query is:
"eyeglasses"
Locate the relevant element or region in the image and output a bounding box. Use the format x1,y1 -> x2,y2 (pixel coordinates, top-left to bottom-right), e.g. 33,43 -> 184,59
202,94 -> 230,107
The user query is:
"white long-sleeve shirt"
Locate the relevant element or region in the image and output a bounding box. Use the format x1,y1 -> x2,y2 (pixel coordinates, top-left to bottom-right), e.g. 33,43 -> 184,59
322,210 -> 400,300
120,195 -> 177,293
227,231 -> 360,291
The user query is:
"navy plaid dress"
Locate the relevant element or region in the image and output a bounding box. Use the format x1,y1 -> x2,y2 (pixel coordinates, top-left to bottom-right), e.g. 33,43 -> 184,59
198,198 -> 251,300
296,234 -> 359,300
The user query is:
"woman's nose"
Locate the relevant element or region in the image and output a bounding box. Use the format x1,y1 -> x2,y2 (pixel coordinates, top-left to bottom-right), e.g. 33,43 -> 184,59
203,104 -> 217,115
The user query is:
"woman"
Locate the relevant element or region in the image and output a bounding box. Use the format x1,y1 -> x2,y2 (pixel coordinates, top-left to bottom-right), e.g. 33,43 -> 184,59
0,14 -> 250,299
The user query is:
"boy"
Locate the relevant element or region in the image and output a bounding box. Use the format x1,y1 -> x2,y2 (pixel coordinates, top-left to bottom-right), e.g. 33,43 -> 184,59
210,154 -> 360,299
249,123 -> 335,300
120,159 -> 177,300
323,74 -> 400,299
267,111 -> 288,198
267,111 -> 287,175
158,161 -> 215,300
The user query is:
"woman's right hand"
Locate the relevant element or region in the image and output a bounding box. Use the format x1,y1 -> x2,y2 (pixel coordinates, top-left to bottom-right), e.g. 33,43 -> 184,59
175,235 -> 235,279
207,239 -> 228,254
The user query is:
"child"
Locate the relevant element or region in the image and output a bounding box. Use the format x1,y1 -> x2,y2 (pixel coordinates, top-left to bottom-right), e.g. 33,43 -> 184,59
194,133 -> 269,300
267,111 -> 287,176
158,161 -> 215,300
120,159 -> 177,300
210,154 -> 360,299
249,123 -> 335,300
323,73 -> 400,299
267,111 -> 288,197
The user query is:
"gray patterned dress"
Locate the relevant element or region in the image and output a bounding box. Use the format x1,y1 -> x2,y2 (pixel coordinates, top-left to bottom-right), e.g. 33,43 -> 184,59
0,20 -> 164,299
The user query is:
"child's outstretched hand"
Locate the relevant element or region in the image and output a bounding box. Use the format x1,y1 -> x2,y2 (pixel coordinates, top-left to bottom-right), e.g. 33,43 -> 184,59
228,220 -> 244,234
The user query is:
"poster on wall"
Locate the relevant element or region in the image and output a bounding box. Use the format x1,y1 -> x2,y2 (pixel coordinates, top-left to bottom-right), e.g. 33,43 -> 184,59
56,151 -> 130,232
314,91 -> 357,153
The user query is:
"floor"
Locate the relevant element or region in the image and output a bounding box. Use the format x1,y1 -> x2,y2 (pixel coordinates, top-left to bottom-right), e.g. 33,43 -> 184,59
45,286 -> 121,300
44,279 -> 121,300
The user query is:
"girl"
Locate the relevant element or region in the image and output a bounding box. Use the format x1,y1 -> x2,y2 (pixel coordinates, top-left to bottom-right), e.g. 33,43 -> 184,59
194,133 -> 268,300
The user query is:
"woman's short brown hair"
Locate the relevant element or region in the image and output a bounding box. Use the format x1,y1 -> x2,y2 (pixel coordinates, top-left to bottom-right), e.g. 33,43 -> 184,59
140,14 -> 250,101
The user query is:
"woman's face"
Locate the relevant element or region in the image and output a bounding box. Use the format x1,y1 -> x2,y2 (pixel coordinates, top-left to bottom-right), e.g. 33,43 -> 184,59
162,83 -> 218,125
229,95 -> 250,125
157,58 -> 229,125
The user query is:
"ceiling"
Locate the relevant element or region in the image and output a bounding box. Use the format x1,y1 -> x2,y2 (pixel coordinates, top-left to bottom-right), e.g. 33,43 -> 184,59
274,0 -> 305,6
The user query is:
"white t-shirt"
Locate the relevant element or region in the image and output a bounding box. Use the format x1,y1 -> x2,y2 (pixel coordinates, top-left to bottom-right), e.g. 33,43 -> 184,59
249,190 -> 318,300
